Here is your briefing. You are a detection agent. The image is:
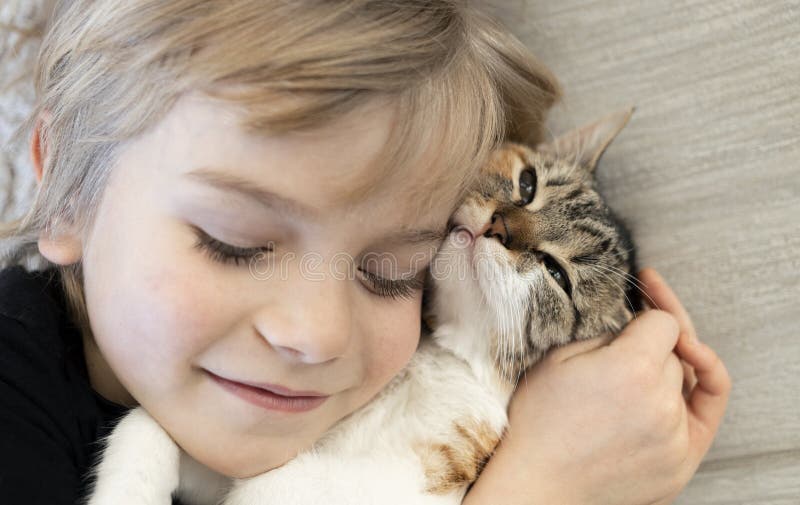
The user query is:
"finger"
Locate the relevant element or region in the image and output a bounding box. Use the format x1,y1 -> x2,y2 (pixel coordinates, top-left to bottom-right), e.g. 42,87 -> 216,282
675,331 -> 699,399
638,268 -> 698,343
681,359 -> 697,400
551,333 -> 615,363
682,341 -> 732,432
609,309 -> 680,364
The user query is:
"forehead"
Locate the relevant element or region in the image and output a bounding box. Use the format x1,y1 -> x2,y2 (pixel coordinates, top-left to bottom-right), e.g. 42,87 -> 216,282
139,92 -> 454,232
159,93 -> 385,191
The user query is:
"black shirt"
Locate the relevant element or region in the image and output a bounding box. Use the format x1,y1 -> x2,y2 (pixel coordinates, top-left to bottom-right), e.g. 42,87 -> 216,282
0,265 -> 131,504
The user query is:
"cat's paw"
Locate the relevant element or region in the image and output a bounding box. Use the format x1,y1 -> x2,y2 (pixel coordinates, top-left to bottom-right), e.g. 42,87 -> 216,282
223,455 -> 460,505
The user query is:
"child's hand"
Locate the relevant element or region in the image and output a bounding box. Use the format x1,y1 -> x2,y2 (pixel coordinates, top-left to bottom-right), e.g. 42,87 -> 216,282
637,268 -> 732,505
463,268 -> 731,505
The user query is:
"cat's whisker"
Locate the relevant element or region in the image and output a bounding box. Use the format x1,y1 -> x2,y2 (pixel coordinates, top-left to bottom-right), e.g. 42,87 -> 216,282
500,279 -> 518,382
565,161 -> 581,183
485,266 -> 509,379
574,134 -> 587,169
583,264 -> 647,320
542,124 -> 559,157
583,264 -> 634,302
591,262 -> 655,309
592,262 -> 641,288
576,270 -> 635,333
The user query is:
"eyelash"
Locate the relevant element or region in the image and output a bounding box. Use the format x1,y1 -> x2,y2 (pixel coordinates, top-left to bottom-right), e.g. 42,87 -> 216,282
358,268 -> 425,301
191,226 -> 425,300
191,226 -> 273,267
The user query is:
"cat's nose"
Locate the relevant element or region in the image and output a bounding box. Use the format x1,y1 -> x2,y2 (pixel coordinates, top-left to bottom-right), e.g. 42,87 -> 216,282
484,213 -> 510,246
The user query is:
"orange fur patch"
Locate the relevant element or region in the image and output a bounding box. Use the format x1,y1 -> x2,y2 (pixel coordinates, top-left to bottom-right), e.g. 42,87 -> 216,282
417,420 -> 501,494
486,143 -> 529,178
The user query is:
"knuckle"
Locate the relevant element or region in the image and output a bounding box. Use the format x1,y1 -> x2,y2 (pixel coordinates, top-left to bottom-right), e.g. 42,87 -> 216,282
627,355 -> 659,387
665,352 -> 683,373
649,309 -> 680,336
665,420 -> 690,463
662,395 -> 685,429
649,395 -> 683,435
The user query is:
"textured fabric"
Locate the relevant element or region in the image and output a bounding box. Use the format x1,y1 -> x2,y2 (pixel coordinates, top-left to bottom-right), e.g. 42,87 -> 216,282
0,0 -> 53,230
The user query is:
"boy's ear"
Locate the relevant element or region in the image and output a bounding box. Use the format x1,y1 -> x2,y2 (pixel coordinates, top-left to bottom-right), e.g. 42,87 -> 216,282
30,110 -> 53,183
38,230 -> 83,265
537,107 -> 634,172
31,111 -> 83,264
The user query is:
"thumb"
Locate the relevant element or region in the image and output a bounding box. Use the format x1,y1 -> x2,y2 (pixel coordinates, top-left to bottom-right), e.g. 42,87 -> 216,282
550,333 -> 614,363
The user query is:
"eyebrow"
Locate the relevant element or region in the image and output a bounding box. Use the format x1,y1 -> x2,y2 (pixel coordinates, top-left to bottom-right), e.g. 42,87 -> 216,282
184,167 -> 446,246
185,167 -> 316,218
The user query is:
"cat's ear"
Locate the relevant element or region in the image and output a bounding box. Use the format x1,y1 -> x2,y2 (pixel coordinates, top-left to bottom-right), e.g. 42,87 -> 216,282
537,107 -> 634,172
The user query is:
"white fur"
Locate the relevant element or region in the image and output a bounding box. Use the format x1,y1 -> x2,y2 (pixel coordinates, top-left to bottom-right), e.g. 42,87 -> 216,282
85,408 -> 181,505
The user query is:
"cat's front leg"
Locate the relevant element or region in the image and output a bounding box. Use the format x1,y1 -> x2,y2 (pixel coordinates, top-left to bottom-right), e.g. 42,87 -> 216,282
85,406 -> 180,505
224,454 -> 366,505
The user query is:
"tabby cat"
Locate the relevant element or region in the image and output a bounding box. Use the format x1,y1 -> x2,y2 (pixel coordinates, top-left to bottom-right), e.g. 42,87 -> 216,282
86,109 -> 640,505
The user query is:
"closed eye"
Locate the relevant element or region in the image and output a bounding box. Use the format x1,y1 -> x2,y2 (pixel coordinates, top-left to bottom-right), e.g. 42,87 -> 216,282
543,254 -> 571,297
357,268 -> 425,301
191,225 -> 273,267
192,223 -> 427,301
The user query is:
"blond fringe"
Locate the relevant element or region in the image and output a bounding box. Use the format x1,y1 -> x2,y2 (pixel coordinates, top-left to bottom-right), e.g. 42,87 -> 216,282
0,0 -> 561,343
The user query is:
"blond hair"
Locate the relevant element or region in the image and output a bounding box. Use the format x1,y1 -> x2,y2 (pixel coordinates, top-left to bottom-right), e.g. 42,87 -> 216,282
0,0 -> 560,338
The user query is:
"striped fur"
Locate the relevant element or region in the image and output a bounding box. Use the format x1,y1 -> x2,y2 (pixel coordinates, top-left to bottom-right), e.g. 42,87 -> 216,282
432,109 -> 640,383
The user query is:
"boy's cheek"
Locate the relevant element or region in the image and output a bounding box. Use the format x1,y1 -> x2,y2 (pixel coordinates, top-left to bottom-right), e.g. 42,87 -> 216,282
88,256 -> 215,387
362,299 -> 422,386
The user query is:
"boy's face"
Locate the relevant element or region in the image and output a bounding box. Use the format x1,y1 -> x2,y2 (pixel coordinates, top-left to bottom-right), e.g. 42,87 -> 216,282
55,93 -> 454,477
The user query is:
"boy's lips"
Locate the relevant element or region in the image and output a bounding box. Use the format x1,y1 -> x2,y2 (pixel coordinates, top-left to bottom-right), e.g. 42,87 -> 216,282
204,370 -> 329,412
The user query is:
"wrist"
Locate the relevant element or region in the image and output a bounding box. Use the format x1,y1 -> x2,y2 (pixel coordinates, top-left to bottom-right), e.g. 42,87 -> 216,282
461,439 -> 573,505
462,471 -> 567,505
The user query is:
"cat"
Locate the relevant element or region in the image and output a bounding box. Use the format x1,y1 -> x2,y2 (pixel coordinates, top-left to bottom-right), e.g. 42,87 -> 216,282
85,108 -> 641,505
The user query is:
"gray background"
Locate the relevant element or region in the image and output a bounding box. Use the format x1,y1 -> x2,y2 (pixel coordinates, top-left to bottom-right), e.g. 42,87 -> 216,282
3,0 -> 800,503
482,1 -> 800,503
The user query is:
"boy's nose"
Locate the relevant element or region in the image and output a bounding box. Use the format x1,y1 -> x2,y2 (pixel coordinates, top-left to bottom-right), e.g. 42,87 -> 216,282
253,276 -> 353,364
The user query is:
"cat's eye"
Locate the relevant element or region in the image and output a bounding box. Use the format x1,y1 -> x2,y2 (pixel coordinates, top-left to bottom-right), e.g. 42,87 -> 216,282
543,254 -> 571,296
517,167 -> 537,206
